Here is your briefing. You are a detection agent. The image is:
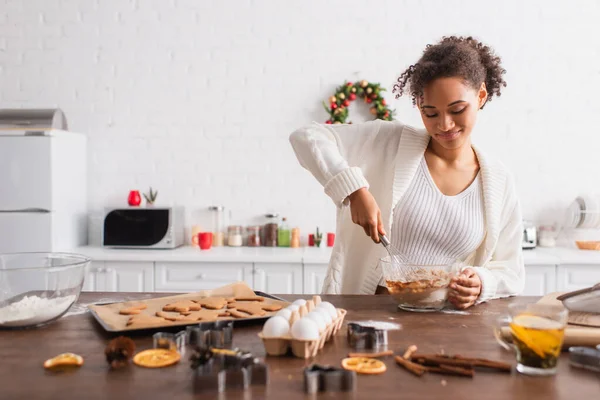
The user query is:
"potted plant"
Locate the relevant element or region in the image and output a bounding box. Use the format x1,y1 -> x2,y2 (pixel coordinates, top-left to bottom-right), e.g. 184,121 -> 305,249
314,227 -> 323,247
143,187 -> 158,207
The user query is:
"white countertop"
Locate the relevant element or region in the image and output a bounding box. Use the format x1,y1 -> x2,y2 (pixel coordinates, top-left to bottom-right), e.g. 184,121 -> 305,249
72,245 -> 600,266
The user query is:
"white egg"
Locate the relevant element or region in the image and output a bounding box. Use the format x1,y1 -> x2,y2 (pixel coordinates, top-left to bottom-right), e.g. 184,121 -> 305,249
292,299 -> 307,307
305,311 -> 326,332
286,305 -> 300,312
290,317 -> 320,340
317,301 -> 338,319
275,308 -> 292,321
313,307 -> 333,326
262,316 -> 290,338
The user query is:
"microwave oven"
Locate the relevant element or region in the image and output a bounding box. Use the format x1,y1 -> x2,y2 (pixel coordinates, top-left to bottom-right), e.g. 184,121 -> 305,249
102,207 -> 184,249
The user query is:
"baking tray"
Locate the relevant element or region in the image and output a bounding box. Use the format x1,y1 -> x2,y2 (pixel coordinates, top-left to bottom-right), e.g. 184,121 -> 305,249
88,291 -> 287,334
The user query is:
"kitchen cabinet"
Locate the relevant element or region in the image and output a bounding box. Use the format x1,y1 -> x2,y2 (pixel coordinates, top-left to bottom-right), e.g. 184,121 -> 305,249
303,264 -> 328,294
82,261 -> 105,292
557,264 -> 600,291
83,261 -> 154,292
522,264 -> 557,296
155,262 -> 253,292
253,263 -> 303,294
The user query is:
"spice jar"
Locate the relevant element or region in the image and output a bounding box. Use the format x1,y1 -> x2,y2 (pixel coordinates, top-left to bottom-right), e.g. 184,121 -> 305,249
246,226 -> 261,247
290,228 -> 300,248
209,206 -> 225,247
227,225 -> 243,247
264,213 -> 279,247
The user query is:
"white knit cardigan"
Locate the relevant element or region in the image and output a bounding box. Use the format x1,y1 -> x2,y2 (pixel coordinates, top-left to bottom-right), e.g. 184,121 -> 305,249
289,119 -> 525,302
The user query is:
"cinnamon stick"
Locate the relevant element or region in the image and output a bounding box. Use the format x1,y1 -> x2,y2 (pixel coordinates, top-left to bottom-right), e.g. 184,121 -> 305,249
394,355 -> 427,376
427,365 -> 474,378
453,355 -> 512,372
402,345 -> 418,359
348,350 -> 394,358
411,354 -> 511,372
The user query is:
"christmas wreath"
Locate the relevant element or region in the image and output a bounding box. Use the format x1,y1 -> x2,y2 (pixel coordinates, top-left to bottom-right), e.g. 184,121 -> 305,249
323,80 -> 395,124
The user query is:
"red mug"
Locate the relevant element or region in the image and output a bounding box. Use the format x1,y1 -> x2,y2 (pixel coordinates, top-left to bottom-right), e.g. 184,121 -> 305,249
327,233 -> 335,247
198,232 -> 213,250
308,234 -> 314,247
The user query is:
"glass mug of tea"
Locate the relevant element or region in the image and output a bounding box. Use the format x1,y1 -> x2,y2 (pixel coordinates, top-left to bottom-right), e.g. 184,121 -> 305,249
494,303 -> 568,375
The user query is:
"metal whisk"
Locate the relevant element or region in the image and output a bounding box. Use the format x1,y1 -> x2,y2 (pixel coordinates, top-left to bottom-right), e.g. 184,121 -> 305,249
378,234 -> 415,278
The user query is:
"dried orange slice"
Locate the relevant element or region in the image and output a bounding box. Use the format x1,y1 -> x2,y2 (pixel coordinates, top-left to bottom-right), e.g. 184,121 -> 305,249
341,357 -> 387,375
43,353 -> 84,370
133,349 -> 181,368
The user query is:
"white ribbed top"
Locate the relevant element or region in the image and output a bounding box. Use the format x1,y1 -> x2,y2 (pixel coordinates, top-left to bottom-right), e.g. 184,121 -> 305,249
391,157 -> 485,261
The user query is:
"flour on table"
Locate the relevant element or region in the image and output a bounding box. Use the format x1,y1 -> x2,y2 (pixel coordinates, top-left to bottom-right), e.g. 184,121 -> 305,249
0,295 -> 76,327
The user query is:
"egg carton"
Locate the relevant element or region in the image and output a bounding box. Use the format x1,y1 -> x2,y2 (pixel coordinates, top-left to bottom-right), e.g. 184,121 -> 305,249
258,308 -> 347,359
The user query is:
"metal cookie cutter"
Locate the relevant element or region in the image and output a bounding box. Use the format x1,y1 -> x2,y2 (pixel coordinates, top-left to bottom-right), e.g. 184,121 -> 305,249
569,346 -> 600,373
186,320 -> 233,349
191,347 -> 269,393
347,321 -> 401,349
304,364 -> 356,394
153,331 -> 187,355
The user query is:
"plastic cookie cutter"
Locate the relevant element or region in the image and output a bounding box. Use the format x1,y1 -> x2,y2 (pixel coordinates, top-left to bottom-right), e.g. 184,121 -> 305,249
304,364 -> 357,394
153,331 -> 187,355
190,347 -> 269,393
569,346 -> 600,373
186,320 -> 233,349
347,320 -> 401,349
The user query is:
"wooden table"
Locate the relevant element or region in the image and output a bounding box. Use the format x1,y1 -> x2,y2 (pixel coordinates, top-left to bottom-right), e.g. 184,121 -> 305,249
1,293 -> 598,399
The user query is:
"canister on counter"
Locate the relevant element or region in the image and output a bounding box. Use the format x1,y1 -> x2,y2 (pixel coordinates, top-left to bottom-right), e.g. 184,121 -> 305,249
227,226 -> 243,247
246,226 -> 261,247
209,206 -> 226,247
291,228 -> 300,248
264,213 -> 279,247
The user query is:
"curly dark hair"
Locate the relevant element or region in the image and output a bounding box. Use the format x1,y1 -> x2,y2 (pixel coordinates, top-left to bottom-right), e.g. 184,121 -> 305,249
392,36 -> 507,109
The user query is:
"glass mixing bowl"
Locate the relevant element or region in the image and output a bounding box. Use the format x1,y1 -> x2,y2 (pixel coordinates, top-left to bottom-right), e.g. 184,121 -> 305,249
0,252 -> 90,329
379,254 -> 464,312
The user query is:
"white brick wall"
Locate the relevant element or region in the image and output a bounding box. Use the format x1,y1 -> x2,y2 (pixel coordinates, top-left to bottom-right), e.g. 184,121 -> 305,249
1,0 -> 600,242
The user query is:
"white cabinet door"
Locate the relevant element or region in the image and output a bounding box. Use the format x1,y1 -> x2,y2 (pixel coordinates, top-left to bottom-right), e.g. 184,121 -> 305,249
253,263 -> 303,294
103,262 -> 154,292
557,264 -> 600,291
82,261 -> 154,292
303,264 -> 328,294
522,265 -> 557,296
82,261 -> 104,291
155,262 -> 253,292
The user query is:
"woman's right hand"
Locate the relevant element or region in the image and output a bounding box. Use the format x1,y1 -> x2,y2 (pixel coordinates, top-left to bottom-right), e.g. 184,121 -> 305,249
348,188 -> 386,243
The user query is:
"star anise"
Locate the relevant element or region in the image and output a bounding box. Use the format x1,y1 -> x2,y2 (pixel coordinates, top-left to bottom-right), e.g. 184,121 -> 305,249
105,336 -> 136,369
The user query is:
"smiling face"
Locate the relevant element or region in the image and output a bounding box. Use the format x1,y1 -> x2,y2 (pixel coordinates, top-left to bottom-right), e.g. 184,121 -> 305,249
418,77 -> 488,150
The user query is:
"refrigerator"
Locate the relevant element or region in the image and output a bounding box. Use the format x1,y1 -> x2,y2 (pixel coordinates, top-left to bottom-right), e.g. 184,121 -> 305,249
0,109 -> 88,253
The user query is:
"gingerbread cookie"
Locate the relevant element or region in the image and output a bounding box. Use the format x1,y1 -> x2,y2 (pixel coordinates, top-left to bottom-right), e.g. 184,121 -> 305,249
232,296 -> 265,302
119,303 -> 148,315
228,309 -> 250,318
155,311 -> 198,322
126,314 -> 172,327
195,297 -> 228,310
163,300 -> 202,313
157,309 -> 230,322
227,301 -> 283,317
180,309 -> 230,321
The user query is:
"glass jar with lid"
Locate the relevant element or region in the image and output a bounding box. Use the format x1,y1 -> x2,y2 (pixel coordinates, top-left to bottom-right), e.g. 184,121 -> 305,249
263,213 -> 279,247
246,226 -> 261,247
227,225 -> 243,247
209,206 -> 225,247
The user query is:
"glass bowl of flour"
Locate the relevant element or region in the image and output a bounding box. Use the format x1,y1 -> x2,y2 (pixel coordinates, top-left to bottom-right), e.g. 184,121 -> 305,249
0,253 -> 90,329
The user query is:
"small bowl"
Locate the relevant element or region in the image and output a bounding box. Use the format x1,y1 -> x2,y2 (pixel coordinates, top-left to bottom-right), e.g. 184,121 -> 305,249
379,254 -> 464,312
0,252 -> 90,329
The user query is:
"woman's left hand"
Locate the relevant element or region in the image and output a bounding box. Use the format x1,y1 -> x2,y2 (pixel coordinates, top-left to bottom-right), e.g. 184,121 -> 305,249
448,268 -> 482,309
